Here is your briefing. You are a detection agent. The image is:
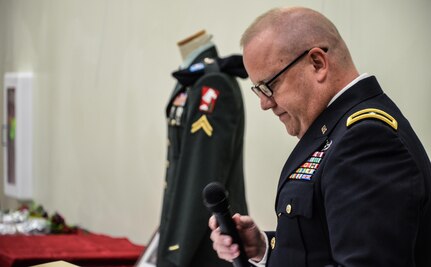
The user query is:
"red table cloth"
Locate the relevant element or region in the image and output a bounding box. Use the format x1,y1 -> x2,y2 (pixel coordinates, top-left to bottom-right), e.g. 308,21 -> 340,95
0,231 -> 145,267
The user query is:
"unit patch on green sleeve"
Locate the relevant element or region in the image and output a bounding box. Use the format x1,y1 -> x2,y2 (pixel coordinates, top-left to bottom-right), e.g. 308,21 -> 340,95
346,108 -> 398,130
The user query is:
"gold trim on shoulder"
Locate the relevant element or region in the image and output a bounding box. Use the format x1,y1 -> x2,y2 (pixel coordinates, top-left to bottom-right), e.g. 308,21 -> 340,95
191,115 -> 213,137
346,108 -> 398,130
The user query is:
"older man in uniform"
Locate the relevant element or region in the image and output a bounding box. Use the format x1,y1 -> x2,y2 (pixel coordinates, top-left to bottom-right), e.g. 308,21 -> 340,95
209,7 -> 431,267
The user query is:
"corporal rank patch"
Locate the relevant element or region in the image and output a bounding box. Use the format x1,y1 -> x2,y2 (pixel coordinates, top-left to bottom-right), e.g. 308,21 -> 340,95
289,139 -> 332,180
191,114 -> 213,137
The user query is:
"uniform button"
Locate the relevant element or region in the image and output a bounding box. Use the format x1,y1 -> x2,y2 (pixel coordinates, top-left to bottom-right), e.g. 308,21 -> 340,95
270,237 -> 276,249
168,244 -> 180,251
286,204 -> 292,214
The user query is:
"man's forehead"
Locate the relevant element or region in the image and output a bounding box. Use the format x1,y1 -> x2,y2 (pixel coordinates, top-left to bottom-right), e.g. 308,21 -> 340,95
243,51 -> 281,84
248,29 -> 278,46
244,33 -> 285,74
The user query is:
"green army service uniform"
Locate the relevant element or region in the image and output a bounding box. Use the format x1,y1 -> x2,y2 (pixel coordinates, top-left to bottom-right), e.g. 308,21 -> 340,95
157,46 -> 248,267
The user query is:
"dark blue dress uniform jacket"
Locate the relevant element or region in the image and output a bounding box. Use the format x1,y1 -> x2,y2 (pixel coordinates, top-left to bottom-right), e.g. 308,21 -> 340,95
265,76 -> 431,267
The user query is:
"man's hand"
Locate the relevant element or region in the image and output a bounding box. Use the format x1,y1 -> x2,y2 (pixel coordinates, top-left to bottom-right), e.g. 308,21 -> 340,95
209,213 -> 267,263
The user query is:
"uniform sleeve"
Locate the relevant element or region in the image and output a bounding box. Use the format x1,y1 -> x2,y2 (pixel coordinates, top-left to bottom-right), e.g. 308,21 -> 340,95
165,73 -> 245,266
321,120 -> 424,266
250,231 -> 271,267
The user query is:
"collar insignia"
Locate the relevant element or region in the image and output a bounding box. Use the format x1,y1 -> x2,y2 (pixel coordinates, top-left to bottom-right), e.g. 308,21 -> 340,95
321,125 -> 327,134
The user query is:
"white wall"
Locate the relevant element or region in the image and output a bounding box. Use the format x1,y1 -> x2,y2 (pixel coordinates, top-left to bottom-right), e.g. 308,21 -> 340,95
0,0 -> 430,245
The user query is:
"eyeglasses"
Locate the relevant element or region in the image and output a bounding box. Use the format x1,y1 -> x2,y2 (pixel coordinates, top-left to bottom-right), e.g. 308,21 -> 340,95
251,47 -> 328,97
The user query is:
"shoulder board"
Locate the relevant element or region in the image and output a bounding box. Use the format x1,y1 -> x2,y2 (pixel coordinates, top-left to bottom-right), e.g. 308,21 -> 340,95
346,108 -> 398,130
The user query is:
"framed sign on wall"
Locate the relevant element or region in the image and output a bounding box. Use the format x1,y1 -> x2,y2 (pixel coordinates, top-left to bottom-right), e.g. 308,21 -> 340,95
3,72 -> 33,200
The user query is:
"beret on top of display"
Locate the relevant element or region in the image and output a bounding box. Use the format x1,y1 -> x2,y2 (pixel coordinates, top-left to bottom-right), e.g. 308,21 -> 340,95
172,55 -> 249,86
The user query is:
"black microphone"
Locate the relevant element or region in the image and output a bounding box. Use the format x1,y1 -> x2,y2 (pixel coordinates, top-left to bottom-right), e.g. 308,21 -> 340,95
203,182 -> 249,267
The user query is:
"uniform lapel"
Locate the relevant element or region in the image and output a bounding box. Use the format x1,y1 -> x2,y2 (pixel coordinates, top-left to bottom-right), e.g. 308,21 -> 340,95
166,46 -> 219,117
276,76 -> 384,196
165,83 -> 184,117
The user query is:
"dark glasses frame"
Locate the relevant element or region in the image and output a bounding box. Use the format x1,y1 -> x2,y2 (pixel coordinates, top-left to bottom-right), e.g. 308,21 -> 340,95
251,47 -> 328,97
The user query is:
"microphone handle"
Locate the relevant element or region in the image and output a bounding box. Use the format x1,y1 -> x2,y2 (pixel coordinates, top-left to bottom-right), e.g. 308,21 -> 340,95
214,211 -> 249,267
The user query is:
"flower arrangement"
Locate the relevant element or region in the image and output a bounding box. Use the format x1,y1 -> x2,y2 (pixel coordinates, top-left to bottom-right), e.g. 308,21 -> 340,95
0,202 -> 79,235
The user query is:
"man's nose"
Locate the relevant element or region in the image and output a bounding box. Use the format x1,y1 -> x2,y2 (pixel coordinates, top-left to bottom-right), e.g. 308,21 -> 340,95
260,95 -> 276,110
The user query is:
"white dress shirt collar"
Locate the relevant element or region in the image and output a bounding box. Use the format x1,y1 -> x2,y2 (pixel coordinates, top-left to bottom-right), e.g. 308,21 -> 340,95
327,73 -> 371,107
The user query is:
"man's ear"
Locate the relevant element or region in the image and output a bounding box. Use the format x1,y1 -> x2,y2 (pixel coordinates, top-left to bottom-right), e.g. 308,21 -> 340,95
309,48 -> 328,82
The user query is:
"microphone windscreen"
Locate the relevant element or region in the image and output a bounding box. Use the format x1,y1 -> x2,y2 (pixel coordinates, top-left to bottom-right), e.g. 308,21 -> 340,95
203,182 -> 226,205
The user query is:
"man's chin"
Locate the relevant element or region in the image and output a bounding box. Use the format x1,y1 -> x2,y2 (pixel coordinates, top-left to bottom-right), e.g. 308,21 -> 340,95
283,123 -> 301,138
284,125 -> 295,137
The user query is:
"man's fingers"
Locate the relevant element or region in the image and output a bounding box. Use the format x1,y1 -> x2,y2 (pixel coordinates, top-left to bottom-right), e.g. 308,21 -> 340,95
210,227 -> 240,262
208,215 -> 218,230
232,213 -> 254,230
209,226 -> 221,242
213,239 -> 240,262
